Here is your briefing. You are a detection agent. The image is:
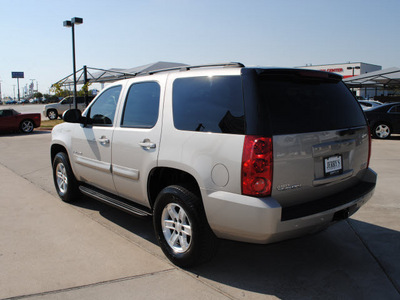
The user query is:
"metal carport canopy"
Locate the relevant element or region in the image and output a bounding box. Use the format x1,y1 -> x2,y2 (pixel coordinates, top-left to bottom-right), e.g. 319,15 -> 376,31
344,67 -> 400,88
54,61 -> 188,86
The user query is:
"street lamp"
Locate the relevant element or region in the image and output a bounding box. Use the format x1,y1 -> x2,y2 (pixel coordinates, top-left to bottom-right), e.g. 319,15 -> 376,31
347,66 -> 360,77
63,17 -> 83,110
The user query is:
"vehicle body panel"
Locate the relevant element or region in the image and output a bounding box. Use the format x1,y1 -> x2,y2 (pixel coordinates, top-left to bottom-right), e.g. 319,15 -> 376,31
158,68 -> 245,195
111,74 -> 168,207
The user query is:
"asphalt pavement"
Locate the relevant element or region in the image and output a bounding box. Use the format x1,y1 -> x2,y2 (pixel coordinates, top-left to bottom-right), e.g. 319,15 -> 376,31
0,130 -> 399,299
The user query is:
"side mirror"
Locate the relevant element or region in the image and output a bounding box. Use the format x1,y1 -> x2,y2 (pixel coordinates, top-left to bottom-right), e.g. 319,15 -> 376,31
62,109 -> 82,123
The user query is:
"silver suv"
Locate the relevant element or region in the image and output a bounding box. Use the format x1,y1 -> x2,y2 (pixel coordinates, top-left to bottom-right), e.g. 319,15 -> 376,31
51,63 -> 377,267
43,96 -> 93,120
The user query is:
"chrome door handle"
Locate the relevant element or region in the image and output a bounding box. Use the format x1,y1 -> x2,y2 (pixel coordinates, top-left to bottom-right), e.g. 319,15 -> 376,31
139,139 -> 156,150
98,136 -> 110,145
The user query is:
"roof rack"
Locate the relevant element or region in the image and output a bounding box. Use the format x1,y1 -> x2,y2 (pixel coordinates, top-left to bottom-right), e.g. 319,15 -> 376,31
140,62 -> 245,76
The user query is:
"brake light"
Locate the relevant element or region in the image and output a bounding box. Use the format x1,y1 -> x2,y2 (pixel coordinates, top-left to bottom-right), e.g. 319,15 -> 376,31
242,136 -> 273,197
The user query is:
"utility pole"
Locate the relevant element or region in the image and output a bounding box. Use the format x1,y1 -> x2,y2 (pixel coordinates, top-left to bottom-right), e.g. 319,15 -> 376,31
0,80 -> 2,101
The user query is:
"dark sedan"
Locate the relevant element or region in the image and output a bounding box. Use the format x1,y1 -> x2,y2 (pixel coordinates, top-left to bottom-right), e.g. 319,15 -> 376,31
364,102 -> 400,139
0,109 -> 41,133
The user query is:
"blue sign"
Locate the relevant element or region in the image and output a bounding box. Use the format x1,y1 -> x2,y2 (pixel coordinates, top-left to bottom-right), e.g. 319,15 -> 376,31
12,72 -> 24,78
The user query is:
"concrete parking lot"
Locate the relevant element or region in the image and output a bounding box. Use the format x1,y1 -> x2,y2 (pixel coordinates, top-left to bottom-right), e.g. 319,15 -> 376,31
0,131 -> 399,299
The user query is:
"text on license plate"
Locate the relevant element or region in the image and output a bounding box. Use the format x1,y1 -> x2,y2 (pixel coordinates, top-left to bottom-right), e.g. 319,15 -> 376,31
324,155 -> 343,176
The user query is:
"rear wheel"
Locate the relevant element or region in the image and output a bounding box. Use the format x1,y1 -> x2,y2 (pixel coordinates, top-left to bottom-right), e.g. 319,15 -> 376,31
153,185 -> 218,267
373,123 -> 391,139
47,109 -> 58,120
20,119 -> 34,133
52,152 -> 79,202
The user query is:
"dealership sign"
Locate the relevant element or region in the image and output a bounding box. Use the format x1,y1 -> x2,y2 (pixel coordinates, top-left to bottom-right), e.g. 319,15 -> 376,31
12,72 -> 24,78
319,68 -> 344,73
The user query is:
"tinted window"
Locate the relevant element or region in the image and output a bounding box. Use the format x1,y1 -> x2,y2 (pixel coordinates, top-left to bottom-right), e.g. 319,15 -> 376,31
62,98 -> 72,104
259,74 -> 366,135
0,110 -> 13,117
121,82 -> 160,128
173,76 -> 245,134
389,105 -> 400,113
89,85 -> 122,126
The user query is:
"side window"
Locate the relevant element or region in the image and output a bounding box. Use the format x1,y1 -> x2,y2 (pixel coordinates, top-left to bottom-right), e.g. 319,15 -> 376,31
389,105 -> 400,113
121,82 -> 160,128
62,98 -> 72,104
172,76 -> 245,134
88,85 -> 122,126
0,110 -> 12,117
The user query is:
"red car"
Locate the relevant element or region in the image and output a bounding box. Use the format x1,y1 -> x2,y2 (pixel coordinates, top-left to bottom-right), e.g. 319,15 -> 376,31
0,109 -> 41,133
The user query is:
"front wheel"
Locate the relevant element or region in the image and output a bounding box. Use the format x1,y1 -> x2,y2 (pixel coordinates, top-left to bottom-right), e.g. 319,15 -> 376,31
52,152 -> 80,202
153,185 -> 218,267
373,123 -> 391,139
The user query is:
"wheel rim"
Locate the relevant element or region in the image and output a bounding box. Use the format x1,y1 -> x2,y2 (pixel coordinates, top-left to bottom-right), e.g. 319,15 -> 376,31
48,111 -> 57,120
161,203 -> 192,253
375,124 -> 390,138
21,121 -> 34,133
56,163 -> 68,195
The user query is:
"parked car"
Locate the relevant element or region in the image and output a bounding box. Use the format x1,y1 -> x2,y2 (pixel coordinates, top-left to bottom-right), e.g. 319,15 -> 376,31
43,96 -> 94,120
358,100 -> 383,110
0,109 -> 41,133
51,63 -> 377,267
364,102 -> 400,139
5,100 -> 17,105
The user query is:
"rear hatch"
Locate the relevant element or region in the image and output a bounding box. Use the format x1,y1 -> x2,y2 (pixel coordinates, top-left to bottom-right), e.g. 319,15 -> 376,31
255,69 -> 370,213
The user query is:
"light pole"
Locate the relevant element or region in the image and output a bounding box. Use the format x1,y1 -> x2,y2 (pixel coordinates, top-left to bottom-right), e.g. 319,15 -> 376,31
63,17 -> 83,110
347,66 -> 360,77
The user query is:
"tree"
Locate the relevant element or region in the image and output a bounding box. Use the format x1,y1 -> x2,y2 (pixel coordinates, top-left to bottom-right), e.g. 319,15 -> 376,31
33,92 -> 43,99
51,83 -> 71,98
77,82 -> 92,97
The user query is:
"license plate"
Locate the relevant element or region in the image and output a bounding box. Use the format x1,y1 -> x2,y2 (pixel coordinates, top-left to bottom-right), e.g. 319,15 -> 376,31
324,155 -> 343,176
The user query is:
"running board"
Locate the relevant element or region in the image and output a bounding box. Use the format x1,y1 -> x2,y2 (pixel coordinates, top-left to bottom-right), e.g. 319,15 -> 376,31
79,185 -> 152,217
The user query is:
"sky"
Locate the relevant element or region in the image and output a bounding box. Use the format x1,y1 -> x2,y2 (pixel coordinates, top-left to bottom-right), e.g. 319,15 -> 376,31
0,0 -> 399,98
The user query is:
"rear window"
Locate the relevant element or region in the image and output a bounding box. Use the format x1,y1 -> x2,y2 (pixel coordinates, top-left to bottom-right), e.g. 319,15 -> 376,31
259,73 -> 366,135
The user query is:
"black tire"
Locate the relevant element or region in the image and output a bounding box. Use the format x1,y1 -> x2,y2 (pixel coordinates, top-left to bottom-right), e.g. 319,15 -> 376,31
52,152 -> 80,203
153,185 -> 218,267
373,123 -> 391,139
20,119 -> 34,133
47,109 -> 58,120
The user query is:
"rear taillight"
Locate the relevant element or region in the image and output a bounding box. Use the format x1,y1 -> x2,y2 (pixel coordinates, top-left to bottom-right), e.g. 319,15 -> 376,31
242,136 -> 273,197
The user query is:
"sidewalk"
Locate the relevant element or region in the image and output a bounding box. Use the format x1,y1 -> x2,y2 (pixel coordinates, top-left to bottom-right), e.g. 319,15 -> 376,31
0,164 -> 227,299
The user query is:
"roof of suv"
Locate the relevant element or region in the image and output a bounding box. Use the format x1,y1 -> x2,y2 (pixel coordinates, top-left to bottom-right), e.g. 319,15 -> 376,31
116,62 -> 344,84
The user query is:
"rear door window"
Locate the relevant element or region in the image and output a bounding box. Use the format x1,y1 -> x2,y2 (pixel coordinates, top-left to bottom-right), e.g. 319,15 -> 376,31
121,81 -> 160,128
259,73 -> 366,135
